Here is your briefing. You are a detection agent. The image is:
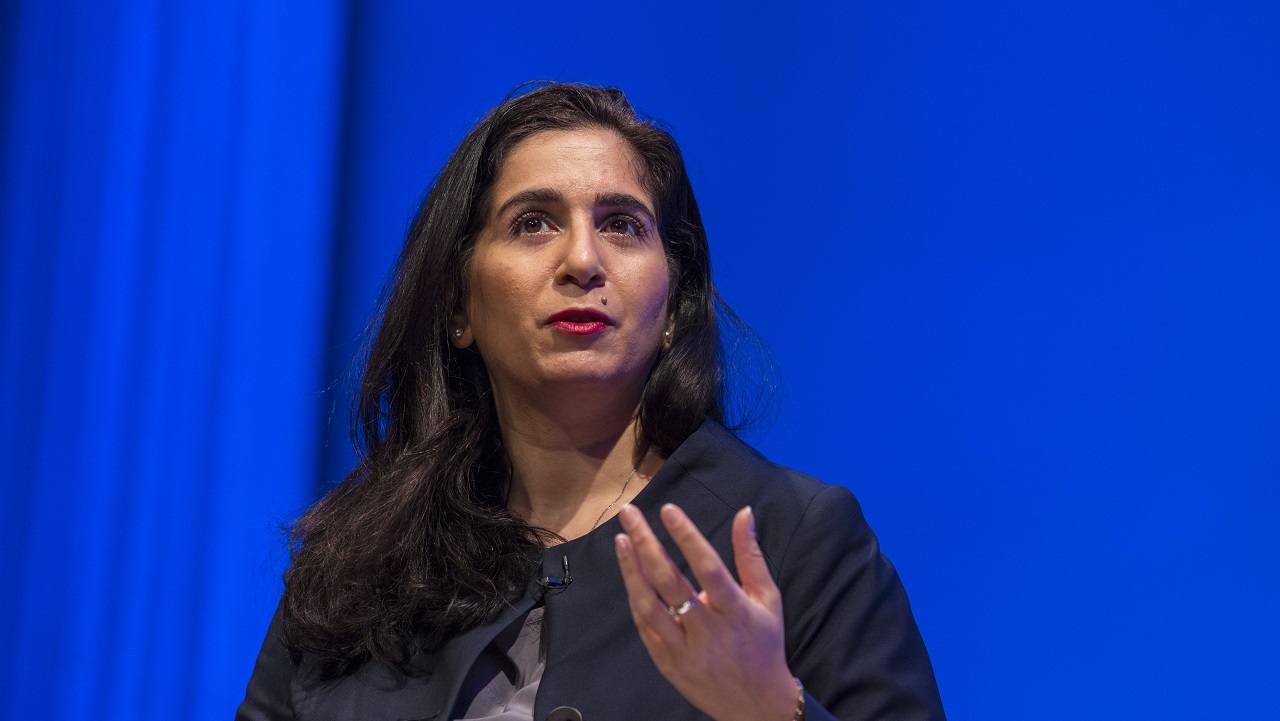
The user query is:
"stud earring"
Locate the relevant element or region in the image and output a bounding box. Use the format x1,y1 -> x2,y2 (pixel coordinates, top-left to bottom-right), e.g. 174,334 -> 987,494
663,330 -> 671,340
453,329 -> 463,339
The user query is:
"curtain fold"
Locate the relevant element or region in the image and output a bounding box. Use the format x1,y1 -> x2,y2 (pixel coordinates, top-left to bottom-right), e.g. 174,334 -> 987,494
0,1 -> 345,718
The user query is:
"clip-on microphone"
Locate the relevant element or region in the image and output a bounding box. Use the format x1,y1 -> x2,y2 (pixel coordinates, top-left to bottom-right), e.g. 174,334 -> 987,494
538,555 -> 573,589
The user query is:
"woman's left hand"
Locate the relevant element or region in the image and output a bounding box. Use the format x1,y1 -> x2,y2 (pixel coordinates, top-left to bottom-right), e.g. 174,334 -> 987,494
614,503 -> 799,721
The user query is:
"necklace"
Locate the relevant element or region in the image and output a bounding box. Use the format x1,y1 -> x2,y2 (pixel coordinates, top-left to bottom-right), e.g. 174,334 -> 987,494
590,466 -> 639,531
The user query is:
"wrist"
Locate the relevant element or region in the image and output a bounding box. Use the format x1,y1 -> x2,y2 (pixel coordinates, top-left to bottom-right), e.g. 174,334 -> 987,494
757,674 -> 804,721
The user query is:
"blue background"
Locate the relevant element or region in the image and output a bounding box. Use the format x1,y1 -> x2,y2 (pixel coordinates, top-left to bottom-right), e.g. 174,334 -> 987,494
2,1 -> 1277,719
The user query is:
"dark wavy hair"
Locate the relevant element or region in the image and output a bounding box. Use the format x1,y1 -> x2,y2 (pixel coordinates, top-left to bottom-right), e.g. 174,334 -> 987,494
281,83 -> 753,677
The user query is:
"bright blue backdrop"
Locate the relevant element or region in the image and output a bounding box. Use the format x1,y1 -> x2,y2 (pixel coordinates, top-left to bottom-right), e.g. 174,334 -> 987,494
2,1 -> 1277,719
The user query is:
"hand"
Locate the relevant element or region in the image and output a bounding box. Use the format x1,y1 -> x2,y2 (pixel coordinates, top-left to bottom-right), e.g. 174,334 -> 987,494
614,503 -> 799,721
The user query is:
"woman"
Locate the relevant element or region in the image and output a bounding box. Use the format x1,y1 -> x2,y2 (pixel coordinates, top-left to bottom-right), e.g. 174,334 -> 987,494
237,83 -> 945,721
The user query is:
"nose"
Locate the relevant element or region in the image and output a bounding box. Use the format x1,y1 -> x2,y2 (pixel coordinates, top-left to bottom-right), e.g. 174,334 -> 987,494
556,219 -> 605,290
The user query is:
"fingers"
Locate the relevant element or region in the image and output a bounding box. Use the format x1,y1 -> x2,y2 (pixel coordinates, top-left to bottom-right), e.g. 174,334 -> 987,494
616,503 -> 779,620
618,505 -> 699,609
614,531 -> 685,649
615,502 -> 793,721
658,504 -> 746,613
732,506 -> 782,612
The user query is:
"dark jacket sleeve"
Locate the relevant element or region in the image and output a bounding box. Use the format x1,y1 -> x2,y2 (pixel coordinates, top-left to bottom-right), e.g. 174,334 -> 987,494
235,600 -> 297,721
778,485 -> 946,721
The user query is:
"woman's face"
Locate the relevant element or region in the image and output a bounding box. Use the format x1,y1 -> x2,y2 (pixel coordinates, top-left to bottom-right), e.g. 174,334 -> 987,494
454,128 -> 671,403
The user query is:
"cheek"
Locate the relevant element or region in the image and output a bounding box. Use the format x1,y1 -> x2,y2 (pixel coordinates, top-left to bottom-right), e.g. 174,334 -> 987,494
468,255 -> 544,332
467,259 -> 506,332
640,257 -> 672,319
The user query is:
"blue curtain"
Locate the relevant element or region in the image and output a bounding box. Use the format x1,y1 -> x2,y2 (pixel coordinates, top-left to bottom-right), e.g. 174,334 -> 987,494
0,1 -> 343,717
3,1 -> 1278,719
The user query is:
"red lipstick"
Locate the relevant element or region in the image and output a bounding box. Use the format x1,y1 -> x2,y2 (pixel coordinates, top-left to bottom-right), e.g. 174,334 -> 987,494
547,308 -> 613,335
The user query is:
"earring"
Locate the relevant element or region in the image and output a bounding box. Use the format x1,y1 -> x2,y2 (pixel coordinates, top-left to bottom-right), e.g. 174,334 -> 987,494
663,330 -> 671,340
453,328 -> 463,339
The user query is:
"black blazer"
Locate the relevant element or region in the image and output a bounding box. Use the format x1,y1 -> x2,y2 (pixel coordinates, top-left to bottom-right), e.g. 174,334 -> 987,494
236,421 -> 946,721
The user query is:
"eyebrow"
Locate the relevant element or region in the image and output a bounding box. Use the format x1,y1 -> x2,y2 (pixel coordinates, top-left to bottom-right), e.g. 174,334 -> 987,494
492,189 -> 656,221
494,188 -> 565,218
595,192 -> 656,220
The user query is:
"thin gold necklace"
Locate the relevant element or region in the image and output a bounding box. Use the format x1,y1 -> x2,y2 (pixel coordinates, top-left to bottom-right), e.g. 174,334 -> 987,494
590,466 -> 639,531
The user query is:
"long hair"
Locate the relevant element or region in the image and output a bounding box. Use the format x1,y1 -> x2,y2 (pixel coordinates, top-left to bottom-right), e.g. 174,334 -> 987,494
282,83 -> 740,676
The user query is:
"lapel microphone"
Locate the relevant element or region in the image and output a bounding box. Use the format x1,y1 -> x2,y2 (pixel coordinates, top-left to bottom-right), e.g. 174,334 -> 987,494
538,555 -> 573,589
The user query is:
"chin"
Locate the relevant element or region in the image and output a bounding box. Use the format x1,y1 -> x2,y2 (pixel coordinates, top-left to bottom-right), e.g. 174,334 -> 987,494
537,361 -> 650,390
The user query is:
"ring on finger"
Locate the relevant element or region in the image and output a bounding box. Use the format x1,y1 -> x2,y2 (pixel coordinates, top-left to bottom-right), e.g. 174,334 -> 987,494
668,597 -> 697,616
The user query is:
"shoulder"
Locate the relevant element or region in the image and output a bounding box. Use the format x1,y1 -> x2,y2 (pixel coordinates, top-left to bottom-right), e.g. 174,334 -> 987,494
667,419 -> 841,504
665,420 -> 869,569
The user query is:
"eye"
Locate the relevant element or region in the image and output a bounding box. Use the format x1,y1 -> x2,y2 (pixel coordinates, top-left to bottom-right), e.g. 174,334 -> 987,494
511,212 -> 555,235
603,215 -> 644,237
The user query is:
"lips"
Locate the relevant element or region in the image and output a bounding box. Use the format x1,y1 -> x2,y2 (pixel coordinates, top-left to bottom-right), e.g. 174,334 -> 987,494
547,308 -> 614,335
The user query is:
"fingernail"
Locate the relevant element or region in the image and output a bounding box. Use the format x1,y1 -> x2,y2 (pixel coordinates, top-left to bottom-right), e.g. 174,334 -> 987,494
618,504 -> 638,530
614,533 -> 629,553
660,503 -> 681,525
747,506 -> 757,539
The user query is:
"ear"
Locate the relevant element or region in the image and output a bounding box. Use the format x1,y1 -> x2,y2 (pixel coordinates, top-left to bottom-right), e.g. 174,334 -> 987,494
449,313 -> 474,348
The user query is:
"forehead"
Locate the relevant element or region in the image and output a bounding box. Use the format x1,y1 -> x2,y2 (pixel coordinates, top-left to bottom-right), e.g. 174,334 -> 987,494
489,128 -> 651,210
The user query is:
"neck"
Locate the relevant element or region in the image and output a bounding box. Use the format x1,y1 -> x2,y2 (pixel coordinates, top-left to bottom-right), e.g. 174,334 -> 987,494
493,379 -> 662,541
